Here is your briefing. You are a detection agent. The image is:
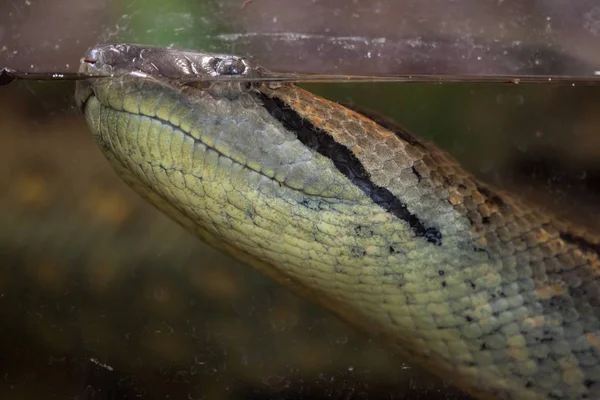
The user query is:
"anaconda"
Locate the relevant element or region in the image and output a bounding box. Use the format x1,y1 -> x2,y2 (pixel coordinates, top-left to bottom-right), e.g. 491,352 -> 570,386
75,44 -> 600,400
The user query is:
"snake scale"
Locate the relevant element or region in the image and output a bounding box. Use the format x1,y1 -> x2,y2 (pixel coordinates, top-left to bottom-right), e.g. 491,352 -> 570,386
75,44 -> 600,400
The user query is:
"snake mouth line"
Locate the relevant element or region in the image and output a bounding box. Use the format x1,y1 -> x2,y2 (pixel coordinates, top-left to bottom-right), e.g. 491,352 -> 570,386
85,92 -> 354,206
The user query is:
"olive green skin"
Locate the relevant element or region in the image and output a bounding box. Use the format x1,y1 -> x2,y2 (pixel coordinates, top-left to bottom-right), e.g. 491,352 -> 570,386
77,74 -> 600,400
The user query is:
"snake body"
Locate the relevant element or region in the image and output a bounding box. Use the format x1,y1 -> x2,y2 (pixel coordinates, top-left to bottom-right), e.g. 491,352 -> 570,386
76,44 -> 600,400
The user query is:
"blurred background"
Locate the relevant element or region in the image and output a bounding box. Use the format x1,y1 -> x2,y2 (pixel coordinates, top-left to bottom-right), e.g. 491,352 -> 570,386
2,1 -> 600,399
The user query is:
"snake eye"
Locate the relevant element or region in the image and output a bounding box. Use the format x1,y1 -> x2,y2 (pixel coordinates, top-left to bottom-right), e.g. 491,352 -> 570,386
214,56 -> 247,75
104,45 -> 125,64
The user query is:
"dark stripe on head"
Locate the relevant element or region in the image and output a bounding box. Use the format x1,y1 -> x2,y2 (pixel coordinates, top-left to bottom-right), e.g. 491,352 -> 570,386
342,103 -> 426,149
477,185 -> 506,209
560,232 -> 600,257
254,91 -> 442,246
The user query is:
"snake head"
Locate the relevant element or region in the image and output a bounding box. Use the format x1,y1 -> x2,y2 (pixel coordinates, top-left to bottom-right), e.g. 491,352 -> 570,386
75,43 -> 268,111
78,43 -> 266,79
